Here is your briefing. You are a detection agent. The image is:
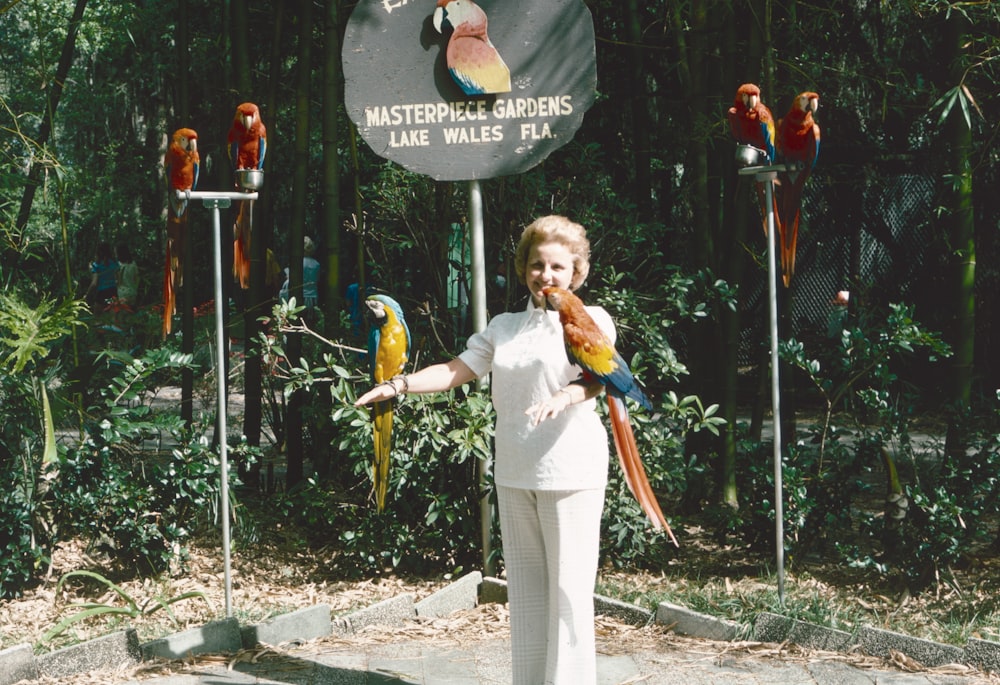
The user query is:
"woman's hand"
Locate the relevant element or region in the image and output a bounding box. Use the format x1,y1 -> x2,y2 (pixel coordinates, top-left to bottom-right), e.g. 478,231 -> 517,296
354,377 -> 403,407
525,388 -> 573,426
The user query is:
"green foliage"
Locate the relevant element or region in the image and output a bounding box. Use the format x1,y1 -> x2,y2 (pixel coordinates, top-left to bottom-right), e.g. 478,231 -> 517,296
0,291 -> 88,598
0,337 -> 242,597
42,569 -> 209,647
0,293 -> 86,373
0,478 -> 49,600
586,279 -> 729,566
738,299 -> 999,593
267,375 -> 494,578
50,348 -> 241,577
847,404 -> 1000,592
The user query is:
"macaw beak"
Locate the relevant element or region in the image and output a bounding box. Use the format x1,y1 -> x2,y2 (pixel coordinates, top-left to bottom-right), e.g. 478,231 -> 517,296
365,299 -> 386,321
432,6 -> 447,33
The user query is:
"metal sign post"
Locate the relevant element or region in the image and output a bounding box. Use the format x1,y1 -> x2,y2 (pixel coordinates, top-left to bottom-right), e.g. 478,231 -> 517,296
738,160 -> 786,606
343,0 -> 598,574
176,188 -> 258,617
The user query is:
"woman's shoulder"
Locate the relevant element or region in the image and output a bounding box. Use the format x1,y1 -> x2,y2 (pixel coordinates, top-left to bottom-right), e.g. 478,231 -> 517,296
482,309 -> 525,330
584,303 -> 613,323
582,304 -> 616,339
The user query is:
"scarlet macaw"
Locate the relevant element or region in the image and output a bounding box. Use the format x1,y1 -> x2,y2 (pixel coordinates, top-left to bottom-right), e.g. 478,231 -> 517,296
366,294 -> 411,512
776,91 -> 820,287
727,83 -> 776,162
432,0 -> 511,96
227,102 -> 267,289
163,127 -> 199,337
542,286 -> 679,546
728,83 -> 778,237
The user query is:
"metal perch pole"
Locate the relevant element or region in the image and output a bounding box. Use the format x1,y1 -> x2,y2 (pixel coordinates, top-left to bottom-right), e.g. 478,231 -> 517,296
177,185 -> 259,618
467,179 -> 494,577
738,155 -> 785,606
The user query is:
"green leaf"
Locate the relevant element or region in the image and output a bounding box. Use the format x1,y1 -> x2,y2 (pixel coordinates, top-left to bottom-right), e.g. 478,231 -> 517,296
40,384 -> 57,466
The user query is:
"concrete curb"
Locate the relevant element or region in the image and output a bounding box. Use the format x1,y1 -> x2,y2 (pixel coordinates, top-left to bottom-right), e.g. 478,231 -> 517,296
657,600 -> 744,641
3,569 -> 999,683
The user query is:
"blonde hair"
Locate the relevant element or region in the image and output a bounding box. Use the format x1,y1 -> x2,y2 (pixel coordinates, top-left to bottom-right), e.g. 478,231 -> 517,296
514,215 -> 591,291
303,236 -> 316,257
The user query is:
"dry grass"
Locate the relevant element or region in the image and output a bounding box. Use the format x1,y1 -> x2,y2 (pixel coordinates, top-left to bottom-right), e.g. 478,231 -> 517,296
5,518 -> 1000,684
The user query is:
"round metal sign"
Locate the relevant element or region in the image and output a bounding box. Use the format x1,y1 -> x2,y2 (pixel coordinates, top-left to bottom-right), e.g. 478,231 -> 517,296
343,0 -> 597,181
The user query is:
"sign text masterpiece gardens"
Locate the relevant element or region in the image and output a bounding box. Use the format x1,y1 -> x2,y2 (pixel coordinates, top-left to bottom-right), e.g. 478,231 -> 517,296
343,0 -> 597,181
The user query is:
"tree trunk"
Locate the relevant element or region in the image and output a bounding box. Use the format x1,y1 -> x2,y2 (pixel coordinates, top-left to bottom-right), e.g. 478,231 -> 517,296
285,0 -> 314,488
322,0 -> 344,331
671,0 -> 719,492
230,0 -> 251,97
941,13 -> 975,462
624,0 -> 651,220
11,0 -> 88,275
177,0 -> 196,426
242,3 -> 285,463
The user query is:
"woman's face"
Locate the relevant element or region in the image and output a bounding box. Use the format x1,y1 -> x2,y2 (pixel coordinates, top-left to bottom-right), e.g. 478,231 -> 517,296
525,240 -> 575,306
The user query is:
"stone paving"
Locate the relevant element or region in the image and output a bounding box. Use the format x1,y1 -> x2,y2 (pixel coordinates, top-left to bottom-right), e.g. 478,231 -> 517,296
4,572 -> 998,685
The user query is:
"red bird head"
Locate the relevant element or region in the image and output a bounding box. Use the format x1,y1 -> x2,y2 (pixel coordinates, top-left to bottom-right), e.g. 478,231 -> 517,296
788,92 -> 820,119
170,128 -> 198,155
230,102 -> 263,136
540,286 -> 577,314
734,83 -> 761,113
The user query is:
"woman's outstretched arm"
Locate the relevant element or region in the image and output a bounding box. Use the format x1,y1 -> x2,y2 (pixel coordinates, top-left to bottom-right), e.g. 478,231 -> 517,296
354,357 -> 478,406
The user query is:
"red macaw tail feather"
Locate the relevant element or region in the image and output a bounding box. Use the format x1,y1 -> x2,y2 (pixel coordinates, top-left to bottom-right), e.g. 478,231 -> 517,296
163,216 -> 186,337
782,211 -> 800,288
777,175 -> 805,287
608,394 -> 679,546
162,241 -> 175,338
371,400 -> 394,513
778,195 -> 800,287
233,202 -> 251,290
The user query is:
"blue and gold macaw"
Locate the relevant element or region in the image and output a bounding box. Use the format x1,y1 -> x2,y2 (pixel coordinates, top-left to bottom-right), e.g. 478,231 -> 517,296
366,294 -> 411,512
432,0 -> 511,95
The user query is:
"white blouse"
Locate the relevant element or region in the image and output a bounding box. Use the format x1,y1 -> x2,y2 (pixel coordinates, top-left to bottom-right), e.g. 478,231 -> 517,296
458,299 -> 615,490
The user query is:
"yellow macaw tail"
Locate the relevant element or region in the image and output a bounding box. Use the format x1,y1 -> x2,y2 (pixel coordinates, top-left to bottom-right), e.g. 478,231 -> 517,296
372,399 -> 394,512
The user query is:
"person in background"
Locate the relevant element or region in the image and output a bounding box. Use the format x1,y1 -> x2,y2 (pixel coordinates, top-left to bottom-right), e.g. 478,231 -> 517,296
280,236 -> 321,311
86,242 -> 118,307
115,243 -> 139,309
354,215 -> 611,684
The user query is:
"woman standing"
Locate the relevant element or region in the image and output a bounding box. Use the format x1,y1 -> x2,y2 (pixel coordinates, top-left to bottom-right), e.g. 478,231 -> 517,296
355,215 -> 615,684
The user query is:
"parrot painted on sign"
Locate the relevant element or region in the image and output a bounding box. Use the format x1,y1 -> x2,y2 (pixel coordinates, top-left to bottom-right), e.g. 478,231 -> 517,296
542,286 -> 679,546
432,0 -> 511,96
775,91 -> 820,287
366,294 -> 411,512
728,83 -> 778,236
227,102 -> 267,289
162,127 -> 199,337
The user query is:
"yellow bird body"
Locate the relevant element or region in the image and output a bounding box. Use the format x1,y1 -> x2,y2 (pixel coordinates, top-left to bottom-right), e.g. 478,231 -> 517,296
366,295 -> 410,511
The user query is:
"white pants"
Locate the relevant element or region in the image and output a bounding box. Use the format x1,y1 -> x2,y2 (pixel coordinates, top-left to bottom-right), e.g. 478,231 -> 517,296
497,485 -> 605,685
